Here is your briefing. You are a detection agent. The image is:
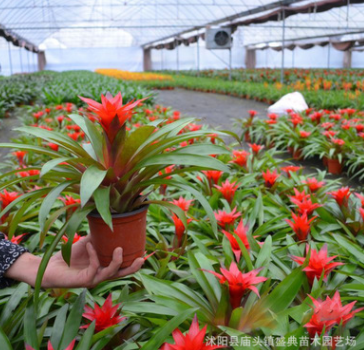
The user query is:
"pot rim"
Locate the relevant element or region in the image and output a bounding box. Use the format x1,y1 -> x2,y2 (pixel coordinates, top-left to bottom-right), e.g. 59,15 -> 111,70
88,203 -> 149,219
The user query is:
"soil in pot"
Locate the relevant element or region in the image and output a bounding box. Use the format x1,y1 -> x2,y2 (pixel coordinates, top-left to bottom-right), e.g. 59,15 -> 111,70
327,158 -> 343,175
87,204 -> 149,268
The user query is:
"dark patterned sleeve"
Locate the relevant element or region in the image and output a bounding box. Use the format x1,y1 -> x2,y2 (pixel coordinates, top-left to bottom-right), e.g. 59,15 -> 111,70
0,233 -> 28,289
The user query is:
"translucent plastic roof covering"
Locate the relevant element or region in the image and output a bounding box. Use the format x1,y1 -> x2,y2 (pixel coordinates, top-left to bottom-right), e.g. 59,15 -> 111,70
241,2 -> 364,46
0,0 -> 273,49
0,0 -> 362,50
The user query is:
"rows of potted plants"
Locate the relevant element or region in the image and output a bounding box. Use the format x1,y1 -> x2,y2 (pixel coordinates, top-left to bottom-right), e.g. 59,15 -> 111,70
0,90 -> 363,349
110,73 -> 364,110
244,107 -> 364,178
164,68 -> 364,92
0,71 -> 152,118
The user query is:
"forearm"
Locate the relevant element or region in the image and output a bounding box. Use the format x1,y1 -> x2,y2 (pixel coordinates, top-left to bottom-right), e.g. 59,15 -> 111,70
4,253 -> 42,287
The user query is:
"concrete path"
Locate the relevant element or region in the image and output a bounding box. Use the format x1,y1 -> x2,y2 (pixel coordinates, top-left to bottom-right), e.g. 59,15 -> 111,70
0,116 -> 20,161
156,88 -> 268,132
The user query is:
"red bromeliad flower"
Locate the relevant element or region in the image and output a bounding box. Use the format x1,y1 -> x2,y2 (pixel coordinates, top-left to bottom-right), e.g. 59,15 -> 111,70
26,340 -> 76,350
248,110 -> 257,118
290,196 -> 322,216
62,233 -> 84,244
309,112 -> 323,123
285,212 -> 317,241
289,188 -> 310,203
355,193 -> 364,207
331,138 -> 345,146
61,195 -> 81,207
322,130 -> 338,138
9,233 -> 27,245
328,187 -> 351,207
160,315 -> 224,350
47,143 -> 59,151
262,169 -> 279,188
13,151 -> 26,165
304,292 -> 364,338
299,130 -> 311,138
79,92 -> 143,142
82,294 -> 126,333
303,178 -> 325,192
202,170 -> 223,185
268,113 -> 278,120
172,214 -> 192,245
222,220 -> 250,261
248,143 -> 264,155
291,244 -> 343,284
321,122 -> 335,130
205,263 -> 267,309
214,207 -> 241,228
214,180 -> 239,203
0,189 -> 20,210
230,150 -> 250,167
171,197 -> 194,211
281,165 -> 301,177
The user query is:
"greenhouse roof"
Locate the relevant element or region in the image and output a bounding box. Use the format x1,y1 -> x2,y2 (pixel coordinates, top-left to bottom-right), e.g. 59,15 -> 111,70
0,0 -> 363,50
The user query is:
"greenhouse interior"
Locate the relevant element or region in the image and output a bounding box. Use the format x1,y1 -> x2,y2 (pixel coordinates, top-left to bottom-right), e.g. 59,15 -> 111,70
1,0 -> 364,349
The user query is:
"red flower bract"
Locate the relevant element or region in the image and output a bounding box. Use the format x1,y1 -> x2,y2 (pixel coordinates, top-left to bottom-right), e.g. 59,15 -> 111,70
0,189 -> 20,210
291,244 -> 343,284
304,292 -> 363,338
79,92 -> 143,142
303,178 -> 325,192
262,169 -> 279,188
328,187 -> 351,207
214,207 -> 241,228
82,294 -> 126,332
171,197 -> 194,212
285,212 -> 317,241
222,219 -> 250,261
214,179 -> 239,203
160,315 -> 224,350
205,263 -> 267,309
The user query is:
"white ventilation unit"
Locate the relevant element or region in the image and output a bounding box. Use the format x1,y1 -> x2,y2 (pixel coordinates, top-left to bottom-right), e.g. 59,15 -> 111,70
205,28 -> 232,50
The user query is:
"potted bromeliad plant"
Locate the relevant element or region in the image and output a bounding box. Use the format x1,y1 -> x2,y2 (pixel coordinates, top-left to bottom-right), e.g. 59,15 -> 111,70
0,92 -> 229,270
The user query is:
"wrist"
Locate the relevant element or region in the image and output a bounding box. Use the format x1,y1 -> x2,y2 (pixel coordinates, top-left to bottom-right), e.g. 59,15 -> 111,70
4,253 -> 41,287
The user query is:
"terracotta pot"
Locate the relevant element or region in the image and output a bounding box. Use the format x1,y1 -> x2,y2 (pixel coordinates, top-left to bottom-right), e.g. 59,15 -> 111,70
292,149 -> 303,160
327,158 -> 343,174
87,204 -> 149,268
323,156 -> 328,167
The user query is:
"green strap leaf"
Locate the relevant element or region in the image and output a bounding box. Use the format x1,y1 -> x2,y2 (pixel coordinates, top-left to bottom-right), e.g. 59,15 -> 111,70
59,290 -> 86,349
39,181 -> 75,231
0,327 -> 13,350
94,187 -> 113,230
139,308 -> 197,350
50,304 -> 69,350
80,165 -> 108,207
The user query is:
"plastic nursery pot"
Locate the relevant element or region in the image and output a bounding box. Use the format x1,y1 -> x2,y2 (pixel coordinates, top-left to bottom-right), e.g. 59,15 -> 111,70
327,158 -> 343,175
87,204 -> 149,268
244,131 -> 251,142
292,149 -> 303,160
323,156 -> 328,167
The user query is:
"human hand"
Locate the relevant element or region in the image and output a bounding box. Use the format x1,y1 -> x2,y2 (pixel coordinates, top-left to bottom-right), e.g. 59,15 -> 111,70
5,236 -> 144,288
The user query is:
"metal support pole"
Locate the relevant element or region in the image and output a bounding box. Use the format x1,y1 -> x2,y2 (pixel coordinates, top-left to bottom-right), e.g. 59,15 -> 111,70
280,10 -> 286,84
161,50 -> 164,70
176,39 -> 179,72
197,39 -> 200,76
292,49 -> 295,67
19,48 -> 23,72
327,43 -> 331,69
27,50 -> 30,72
8,42 -> 13,75
229,48 -> 232,81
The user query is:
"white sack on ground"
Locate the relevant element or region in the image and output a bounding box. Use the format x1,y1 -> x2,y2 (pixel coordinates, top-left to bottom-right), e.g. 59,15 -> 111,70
268,92 -> 309,115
